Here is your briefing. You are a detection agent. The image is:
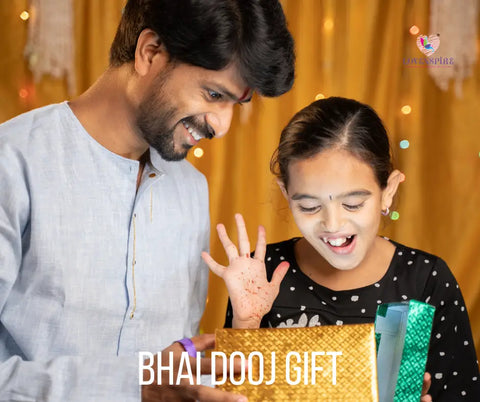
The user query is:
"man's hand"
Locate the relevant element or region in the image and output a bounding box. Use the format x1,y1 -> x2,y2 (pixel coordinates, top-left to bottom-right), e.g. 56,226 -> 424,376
202,213 -> 289,328
142,334 -> 247,401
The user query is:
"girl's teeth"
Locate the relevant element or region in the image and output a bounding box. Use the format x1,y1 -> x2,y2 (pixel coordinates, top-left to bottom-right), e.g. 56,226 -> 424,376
328,238 -> 347,247
322,235 -> 353,247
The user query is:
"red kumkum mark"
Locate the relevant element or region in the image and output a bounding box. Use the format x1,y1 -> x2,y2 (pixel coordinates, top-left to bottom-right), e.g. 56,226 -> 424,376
238,88 -> 251,102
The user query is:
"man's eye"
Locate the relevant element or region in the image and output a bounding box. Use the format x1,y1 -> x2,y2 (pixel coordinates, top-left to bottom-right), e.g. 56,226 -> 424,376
208,90 -> 222,100
343,203 -> 364,211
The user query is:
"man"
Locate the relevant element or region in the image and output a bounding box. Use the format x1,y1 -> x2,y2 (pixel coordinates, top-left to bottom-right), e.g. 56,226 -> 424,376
0,0 -> 294,400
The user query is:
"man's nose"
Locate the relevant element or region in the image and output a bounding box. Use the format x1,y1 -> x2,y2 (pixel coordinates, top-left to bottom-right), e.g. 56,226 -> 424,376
205,104 -> 235,139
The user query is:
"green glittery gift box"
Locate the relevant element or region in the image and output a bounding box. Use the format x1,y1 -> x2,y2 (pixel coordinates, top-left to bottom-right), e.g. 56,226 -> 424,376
375,300 -> 435,402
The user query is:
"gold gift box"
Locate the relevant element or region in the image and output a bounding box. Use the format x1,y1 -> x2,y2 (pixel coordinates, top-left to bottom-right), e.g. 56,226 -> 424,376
215,324 -> 378,401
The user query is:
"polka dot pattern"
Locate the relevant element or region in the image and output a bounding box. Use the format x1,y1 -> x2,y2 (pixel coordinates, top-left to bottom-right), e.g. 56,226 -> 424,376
224,238 -> 480,399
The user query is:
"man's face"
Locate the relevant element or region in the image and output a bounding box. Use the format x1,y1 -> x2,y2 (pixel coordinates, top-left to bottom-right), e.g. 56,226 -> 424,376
136,62 -> 251,161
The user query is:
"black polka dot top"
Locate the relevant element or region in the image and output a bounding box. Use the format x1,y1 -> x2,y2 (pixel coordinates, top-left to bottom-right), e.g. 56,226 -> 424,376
225,238 -> 480,401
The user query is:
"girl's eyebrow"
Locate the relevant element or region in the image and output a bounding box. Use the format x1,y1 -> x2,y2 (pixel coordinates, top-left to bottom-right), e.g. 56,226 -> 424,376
290,193 -> 318,201
336,190 -> 372,199
290,190 -> 371,201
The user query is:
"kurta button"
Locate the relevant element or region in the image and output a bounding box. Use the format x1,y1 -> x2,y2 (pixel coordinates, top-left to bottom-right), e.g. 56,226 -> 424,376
149,173 -> 156,178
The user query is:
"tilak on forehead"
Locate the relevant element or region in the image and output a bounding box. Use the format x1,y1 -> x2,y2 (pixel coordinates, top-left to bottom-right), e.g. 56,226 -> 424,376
239,87 -> 252,102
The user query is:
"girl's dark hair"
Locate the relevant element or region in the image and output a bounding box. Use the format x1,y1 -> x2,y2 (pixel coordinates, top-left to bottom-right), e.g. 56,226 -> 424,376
271,97 -> 393,189
109,0 -> 295,97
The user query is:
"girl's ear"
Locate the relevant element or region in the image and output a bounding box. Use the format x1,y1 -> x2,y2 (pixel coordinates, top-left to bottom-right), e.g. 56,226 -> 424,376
381,169 -> 405,210
277,180 -> 289,200
134,29 -> 170,77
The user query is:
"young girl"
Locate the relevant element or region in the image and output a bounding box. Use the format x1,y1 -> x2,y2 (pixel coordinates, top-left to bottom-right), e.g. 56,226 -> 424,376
202,97 -> 480,401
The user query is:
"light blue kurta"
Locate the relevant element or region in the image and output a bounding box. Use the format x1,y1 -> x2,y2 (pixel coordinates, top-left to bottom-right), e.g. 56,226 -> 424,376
0,102 -> 210,401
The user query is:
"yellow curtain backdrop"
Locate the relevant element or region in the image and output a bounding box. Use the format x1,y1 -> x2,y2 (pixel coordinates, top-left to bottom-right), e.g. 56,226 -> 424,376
1,1 -> 479,359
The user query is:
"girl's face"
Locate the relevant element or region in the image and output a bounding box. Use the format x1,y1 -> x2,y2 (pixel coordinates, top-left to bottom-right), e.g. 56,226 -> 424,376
283,147 -> 398,271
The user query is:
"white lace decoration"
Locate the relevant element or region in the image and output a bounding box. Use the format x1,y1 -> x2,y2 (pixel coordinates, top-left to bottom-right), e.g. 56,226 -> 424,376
24,0 -> 76,95
428,0 -> 479,97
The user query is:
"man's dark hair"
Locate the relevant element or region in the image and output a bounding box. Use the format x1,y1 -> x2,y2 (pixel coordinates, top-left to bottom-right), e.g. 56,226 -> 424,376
109,0 -> 295,97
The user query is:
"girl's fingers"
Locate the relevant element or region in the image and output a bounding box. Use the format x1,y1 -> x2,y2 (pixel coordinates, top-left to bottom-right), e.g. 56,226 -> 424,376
253,225 -> 266,261
421,372 -> 431,397
217,223 -> 239,260
420,372 -> 432,401
270,261 -> 290,289
235,213 -> 251,257
201,251 -> 226,277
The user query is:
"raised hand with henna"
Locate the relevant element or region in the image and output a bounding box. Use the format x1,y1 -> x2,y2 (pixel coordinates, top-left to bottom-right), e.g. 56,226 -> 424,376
202,213 -> 289,329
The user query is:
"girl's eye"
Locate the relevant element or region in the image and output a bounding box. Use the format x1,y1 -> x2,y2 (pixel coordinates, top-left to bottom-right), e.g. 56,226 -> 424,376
208,90 -> 223,100
299,205 -> 320,213
343,203 -> 364,211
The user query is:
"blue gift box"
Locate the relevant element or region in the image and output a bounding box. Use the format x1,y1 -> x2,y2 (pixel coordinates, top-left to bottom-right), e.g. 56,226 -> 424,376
375,300 -> 435,402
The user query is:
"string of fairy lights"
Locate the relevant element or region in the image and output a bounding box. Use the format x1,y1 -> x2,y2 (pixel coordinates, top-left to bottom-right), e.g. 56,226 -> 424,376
17,10 -> 31,101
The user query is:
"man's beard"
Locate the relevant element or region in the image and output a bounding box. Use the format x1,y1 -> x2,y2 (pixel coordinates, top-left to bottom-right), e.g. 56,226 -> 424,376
135,72 -> 189,161
135,70 -> 215,161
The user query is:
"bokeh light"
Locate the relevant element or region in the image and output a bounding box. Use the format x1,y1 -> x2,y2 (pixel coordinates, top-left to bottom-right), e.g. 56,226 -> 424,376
20,11 -> 30,21
315,93 -> 325,100
401,105 -> 412,115
409,25 -> 420,35
324,19 -> 334,31
390,211 -> 400,221
18,88 -> 29,99
400,140 -> 410,149
193,148 -> 204,158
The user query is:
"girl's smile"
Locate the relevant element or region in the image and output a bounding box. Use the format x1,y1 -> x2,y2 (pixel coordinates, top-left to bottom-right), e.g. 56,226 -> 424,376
320,234 -> 357,254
